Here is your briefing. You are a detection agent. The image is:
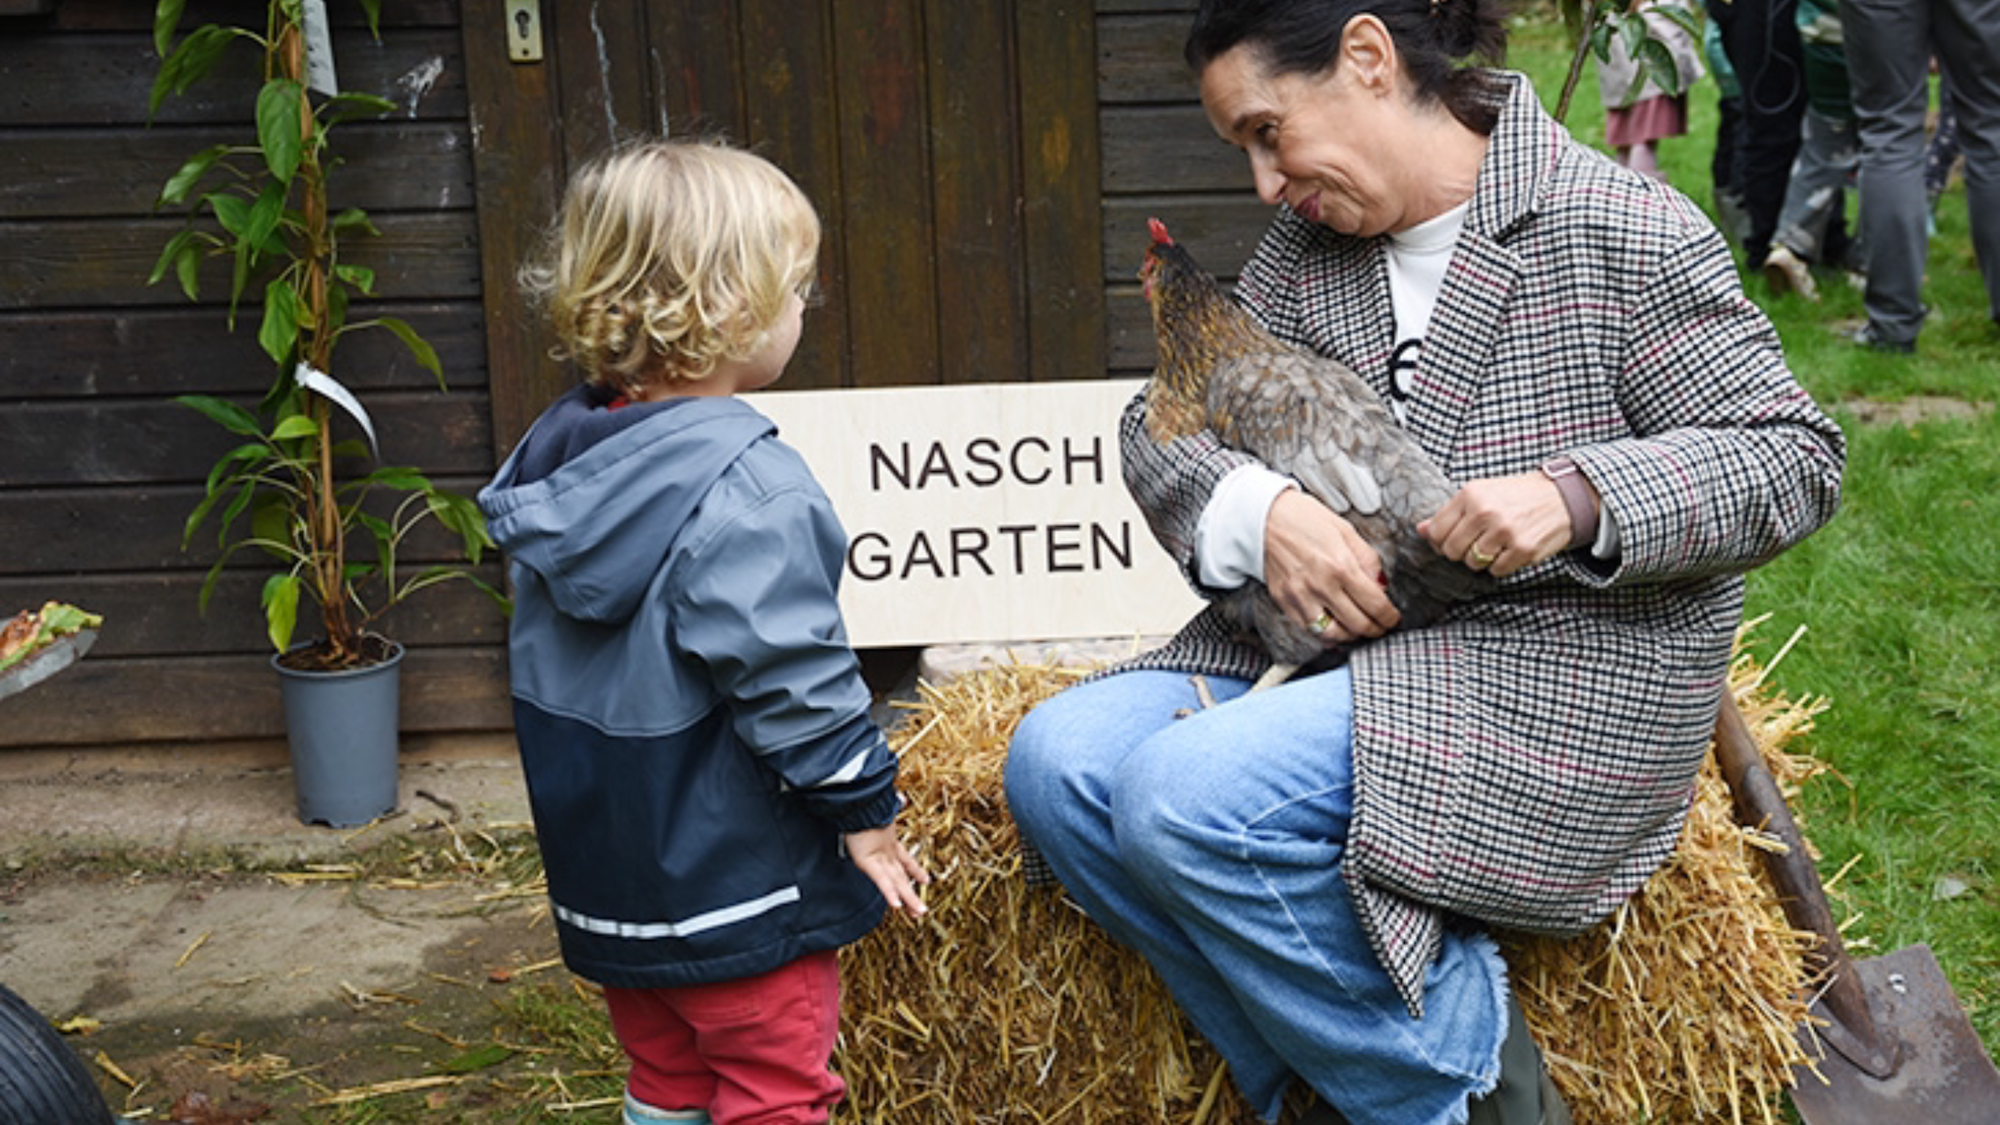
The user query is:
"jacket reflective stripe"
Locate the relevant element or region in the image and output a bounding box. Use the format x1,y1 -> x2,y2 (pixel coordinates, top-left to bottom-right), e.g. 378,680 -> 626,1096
553,886 -> 801,940
809,746 -> 874,789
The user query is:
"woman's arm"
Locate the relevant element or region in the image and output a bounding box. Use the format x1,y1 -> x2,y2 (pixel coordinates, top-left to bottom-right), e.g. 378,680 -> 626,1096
1582,224 -> 1845,582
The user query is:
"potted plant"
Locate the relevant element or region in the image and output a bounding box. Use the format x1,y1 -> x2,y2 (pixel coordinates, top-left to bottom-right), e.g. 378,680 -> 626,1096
148,0 -> 505,826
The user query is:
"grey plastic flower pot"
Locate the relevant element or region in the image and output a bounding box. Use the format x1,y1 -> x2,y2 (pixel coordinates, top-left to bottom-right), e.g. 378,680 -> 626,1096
272,640 -> 404,827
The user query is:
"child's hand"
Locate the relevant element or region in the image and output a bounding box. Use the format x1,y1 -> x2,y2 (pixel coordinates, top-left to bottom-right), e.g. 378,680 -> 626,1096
844,825 -> 931,919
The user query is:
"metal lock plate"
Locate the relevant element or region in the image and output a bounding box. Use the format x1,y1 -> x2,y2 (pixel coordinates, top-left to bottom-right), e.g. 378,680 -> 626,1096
505,0 -> 543,63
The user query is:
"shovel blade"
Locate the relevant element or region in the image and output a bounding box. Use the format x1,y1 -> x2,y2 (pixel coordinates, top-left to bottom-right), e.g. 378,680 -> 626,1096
1790,944 -> 2000,1125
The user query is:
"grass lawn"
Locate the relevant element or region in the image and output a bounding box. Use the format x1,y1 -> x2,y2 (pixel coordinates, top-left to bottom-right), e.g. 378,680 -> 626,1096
1510,1 -> 2000,1060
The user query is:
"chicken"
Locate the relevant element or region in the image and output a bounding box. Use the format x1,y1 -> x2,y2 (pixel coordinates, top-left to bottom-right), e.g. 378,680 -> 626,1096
1139,217 -> 1494,691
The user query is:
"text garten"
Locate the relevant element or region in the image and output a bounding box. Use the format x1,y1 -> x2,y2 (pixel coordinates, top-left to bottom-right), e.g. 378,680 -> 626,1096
847,436 -> 1141,582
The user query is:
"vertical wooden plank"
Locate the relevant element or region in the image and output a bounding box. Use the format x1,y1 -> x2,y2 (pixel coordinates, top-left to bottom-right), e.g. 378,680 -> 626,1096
647,0 -> 745,139
463,0 -> 567,454
740,0 -> 849,391
1018,0 -> 1106,382
831,0 -> 939,388
925,0 -> 1029,385
549,0 -> 651,168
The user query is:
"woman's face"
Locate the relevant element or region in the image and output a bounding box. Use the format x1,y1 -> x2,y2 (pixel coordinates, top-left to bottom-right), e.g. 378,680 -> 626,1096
1199,31 -> 1416,238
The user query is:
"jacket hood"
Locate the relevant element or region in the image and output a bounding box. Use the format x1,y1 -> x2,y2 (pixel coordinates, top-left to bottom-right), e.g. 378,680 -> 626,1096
478,388 -> 776,624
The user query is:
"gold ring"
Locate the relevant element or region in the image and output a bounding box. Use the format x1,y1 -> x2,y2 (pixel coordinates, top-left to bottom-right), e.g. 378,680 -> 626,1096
1469,547 -> 1495,567
1310,610 -> 1334,633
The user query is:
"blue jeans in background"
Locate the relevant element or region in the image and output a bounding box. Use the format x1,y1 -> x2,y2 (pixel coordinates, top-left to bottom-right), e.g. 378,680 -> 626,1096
1003,667 -> 1507,1125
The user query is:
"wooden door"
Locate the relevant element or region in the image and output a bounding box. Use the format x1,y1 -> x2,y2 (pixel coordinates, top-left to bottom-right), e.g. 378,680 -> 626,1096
460,0 -> 1106,454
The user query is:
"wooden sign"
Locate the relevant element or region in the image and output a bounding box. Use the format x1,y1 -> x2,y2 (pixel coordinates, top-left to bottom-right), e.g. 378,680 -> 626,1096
742,380 -> 1202,648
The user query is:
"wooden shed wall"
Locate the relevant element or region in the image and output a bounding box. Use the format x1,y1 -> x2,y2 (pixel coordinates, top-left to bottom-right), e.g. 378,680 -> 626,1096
0,0 -> 1263,754
0,0 -> 511,749
1097,0 -> 1261,376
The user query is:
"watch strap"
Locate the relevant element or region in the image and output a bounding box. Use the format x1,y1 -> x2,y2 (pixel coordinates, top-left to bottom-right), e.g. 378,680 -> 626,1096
1541,456 -> 1597,550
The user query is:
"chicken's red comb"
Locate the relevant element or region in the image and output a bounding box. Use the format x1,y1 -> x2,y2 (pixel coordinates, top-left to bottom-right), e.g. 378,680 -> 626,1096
1148,217 -> 1173,246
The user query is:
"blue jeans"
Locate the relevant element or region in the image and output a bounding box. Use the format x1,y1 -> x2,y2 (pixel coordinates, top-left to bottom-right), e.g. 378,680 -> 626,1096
1004,668 -> 1506,1125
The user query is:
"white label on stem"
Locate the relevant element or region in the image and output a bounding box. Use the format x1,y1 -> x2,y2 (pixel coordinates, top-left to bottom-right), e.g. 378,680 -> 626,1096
295,364 -> 378,459
301,0 -> 339,97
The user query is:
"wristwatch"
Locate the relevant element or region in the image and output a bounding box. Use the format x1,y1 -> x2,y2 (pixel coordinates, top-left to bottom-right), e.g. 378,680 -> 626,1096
1540,455 -> 1597,550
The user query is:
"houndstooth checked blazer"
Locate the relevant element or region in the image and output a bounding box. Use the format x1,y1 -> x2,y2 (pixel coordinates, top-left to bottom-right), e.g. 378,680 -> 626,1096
1112,73 -> 1846,1018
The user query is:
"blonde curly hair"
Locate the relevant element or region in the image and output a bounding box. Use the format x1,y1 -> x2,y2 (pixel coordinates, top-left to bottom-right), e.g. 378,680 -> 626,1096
521,138 -> 820,391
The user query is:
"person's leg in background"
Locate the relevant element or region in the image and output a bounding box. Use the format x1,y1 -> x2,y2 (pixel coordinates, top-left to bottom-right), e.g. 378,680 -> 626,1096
1766,106 -> 1854,298
1931,0 -> 2000,325
1711,0 -> 1808,270
1844,0 -> 1932,349
1703,11 -> 1753,243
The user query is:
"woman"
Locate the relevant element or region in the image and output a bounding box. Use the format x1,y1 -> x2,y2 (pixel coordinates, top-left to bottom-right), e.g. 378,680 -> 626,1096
1003,2 -> 1845,1124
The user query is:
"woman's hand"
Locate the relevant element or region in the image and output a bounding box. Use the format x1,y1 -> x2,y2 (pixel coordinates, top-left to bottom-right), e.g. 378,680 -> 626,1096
845,825 -> 931,919
1264,488 -> 1400,643
1419,471 -> 1587,578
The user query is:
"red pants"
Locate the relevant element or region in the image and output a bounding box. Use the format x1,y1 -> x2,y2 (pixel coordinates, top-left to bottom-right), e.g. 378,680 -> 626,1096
603,951 -> 845,1125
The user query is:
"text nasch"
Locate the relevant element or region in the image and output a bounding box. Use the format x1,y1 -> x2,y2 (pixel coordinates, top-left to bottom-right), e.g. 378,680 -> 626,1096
848,436 -> 1139,582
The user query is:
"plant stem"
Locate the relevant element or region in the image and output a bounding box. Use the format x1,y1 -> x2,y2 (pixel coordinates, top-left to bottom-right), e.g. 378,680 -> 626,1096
275,7 -> 355,662
1554,7 -> 1602,124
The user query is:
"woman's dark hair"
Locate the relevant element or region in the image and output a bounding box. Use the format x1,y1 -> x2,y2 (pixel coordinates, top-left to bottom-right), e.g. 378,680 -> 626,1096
1186,0 -> 1511,134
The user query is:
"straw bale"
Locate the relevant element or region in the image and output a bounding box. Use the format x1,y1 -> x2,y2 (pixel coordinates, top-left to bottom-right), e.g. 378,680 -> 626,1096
836,646 -> 1836,1124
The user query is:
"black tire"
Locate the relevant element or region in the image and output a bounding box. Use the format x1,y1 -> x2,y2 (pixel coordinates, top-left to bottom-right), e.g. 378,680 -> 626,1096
0,983 -> 116,1125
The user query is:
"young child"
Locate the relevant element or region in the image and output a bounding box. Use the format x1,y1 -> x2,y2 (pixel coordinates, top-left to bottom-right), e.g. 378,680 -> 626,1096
478,139 -> 929,1125
1596,0 -> 1705,183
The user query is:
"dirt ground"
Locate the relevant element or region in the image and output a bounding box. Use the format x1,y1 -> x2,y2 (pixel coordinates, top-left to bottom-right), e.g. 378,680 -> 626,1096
0,657 -> 961,1123
0,746 -> 607,1123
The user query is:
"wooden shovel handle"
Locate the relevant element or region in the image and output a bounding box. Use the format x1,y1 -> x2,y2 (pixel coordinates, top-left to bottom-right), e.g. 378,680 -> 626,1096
1710,692 -> 1848,960
1712,688 -> 1897,1075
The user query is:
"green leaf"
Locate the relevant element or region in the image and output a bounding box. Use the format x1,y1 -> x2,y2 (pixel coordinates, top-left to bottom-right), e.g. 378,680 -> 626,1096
329,208 -> 380,237
195,555 -> 227,614
177,393 -> 263,437
244,180 -> 287,259
1653,3 -> 1702,37
364,466 -> 431,492
206,192 -> 252,236
148,229 -> 199,289
259,278 -> 302,365
263,573 -> 302,653
1614,13 -> 1647,63
358,0 -> 383,39
327,280 -> 349,337
228,237 -> 254,327
255,78 -> 307,184
1588,20 -> 1615,62
159,144 -> 230,206
377,317 -> 443,384
270,413 -> 320,442
428,491 -> 493,564
251,496 -> 294,556
173,239 -> 204,301
203,442 -> 269,497
153,0 -> 189,58
149,24 -> 238,118
1637,37 -> 1683,97
321,92 -> 398,126
334,263 -> 376,295
182,479 -> 230,548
